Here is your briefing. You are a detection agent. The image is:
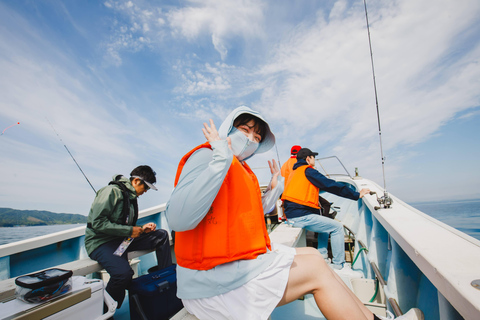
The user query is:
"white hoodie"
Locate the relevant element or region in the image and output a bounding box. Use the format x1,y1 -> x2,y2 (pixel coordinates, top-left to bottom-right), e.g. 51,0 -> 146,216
165,106 -> 283,299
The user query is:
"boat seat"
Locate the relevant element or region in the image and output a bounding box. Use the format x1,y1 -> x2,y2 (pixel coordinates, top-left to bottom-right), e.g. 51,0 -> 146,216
0,249 -> 155,301
170,308 -> 272,320
0,257 -> 104,301
127,249 -> 154,260
171,308 -> 200,320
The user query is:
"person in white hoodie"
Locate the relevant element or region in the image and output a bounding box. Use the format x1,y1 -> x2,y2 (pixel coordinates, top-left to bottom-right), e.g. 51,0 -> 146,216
166,106 -> 423,320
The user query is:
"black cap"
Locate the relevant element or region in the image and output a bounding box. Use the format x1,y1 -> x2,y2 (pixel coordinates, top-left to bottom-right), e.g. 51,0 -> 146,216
296,148 -> 319,160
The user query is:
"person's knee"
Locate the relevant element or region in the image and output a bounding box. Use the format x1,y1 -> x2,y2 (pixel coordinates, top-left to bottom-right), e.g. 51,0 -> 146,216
299,254 -> 328,286
152,229 -> 169,243
152,229 -> 167,237
332,221 -> 343,233
140,229 -> 169,249
306,247 -> 322,257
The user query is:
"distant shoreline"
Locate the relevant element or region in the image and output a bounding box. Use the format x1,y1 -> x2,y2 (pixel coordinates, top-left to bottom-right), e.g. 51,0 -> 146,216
0,207 -> 87,227
409,198 -> 480,206
1,223 -> 86,228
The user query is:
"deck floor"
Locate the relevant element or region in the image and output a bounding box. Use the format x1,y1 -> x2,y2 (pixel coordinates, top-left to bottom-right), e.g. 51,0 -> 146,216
271,294 -> 325,320
113,266 -> 368,320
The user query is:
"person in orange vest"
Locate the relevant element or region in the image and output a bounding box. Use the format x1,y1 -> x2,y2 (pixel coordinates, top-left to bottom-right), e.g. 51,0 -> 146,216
281,145 -> 332,218
282,148 -> 370,271
280,145 -> 301,182
166,107 -> 423,320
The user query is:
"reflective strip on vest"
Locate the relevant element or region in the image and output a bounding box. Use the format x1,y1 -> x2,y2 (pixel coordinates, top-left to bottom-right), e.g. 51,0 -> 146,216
281,165 -> 320,209
173,142 -> 271,270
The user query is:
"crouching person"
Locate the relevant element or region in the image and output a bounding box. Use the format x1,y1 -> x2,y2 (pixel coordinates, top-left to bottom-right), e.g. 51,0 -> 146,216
85,165 -> 172,308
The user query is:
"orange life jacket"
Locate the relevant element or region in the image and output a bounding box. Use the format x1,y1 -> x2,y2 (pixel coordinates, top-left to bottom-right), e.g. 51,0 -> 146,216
173,142 -> 271,270
281,165 -> 320,209
280,156 -> 297,181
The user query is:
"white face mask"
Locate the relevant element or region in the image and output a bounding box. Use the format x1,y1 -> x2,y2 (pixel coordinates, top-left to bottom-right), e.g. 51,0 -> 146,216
228,127 -> 259,161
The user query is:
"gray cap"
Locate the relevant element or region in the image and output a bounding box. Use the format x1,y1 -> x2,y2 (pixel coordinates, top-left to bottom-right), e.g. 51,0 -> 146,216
131,175 -> 158,191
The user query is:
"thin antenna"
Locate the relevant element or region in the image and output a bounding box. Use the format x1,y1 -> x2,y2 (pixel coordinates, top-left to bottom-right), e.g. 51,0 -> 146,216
274,143 -> 282,166
46,118 -> 97,193
363,0 -> 392,208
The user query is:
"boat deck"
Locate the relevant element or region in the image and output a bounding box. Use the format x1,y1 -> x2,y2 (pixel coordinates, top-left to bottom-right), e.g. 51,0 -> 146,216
2,176 -> 480,319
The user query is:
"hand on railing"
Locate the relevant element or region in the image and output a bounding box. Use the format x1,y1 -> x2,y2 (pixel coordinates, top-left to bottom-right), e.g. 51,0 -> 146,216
359,188 -> 371,198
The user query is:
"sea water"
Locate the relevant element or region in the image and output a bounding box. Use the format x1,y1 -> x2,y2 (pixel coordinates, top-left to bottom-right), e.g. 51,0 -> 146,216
409,198 -> 480,241
0,224 -> 83,246
0,199 -> 479,245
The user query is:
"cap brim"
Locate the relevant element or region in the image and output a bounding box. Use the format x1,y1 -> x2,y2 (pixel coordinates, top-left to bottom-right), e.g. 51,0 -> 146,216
144,181 -> 158,191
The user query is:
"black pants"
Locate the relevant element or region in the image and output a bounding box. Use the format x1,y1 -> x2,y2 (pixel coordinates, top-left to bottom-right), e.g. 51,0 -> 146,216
319,196 -> 331,217
90,229 -> 172,308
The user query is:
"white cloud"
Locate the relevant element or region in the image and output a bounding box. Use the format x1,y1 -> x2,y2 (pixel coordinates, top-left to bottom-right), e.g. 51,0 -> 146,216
1,0 -> 479,213
0,3 -> 185,212
102,1 -> 167,66
103,0 -> 266,61
257,0 -> 480,150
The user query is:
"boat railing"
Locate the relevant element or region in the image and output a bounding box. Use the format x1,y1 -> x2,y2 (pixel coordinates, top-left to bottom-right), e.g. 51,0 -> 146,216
315,156 -> 353,178
0,204 -> 306,320
0,204 -> 170,301
253,155 -> 352,180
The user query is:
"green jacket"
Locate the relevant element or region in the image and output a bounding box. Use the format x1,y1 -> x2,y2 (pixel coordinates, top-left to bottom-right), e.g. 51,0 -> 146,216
84,175 -> 139,256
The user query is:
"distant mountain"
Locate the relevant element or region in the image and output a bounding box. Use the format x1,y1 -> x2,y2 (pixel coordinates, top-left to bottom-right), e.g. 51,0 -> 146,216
0,208 -> 87,227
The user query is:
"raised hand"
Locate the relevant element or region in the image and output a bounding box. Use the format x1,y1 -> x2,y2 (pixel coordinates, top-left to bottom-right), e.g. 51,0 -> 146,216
268,159 -> 280,189
202,119 -> 220,142
268,159 -> 280,176
202,119 -> 231,149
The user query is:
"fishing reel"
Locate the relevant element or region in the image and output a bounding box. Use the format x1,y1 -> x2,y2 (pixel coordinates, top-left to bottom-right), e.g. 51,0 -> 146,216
370,191 -> 393,210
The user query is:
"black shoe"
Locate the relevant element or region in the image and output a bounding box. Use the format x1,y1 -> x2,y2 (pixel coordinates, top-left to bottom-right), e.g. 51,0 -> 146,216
148,266 -> 158,273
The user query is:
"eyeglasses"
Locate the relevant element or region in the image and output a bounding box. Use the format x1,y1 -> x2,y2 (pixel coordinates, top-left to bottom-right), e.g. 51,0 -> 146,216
143,181 -> 150,191
131,175 -> 151,191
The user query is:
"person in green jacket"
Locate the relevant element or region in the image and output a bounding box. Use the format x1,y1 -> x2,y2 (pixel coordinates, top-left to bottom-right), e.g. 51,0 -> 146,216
85,165 -> 171,308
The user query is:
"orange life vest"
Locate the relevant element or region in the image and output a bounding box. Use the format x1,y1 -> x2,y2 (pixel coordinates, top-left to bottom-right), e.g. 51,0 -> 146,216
173,142 -> 271,270
281,165 -> 320,209
280,156 -> 297,181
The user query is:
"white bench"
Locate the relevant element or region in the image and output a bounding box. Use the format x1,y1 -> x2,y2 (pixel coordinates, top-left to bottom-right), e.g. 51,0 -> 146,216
0,249 -> 153,301
1,224 -> 305,319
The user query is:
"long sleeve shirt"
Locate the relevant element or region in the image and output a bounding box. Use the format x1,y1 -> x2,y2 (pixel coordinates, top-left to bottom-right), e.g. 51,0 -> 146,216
165,140 -> 284,299
283,159 -> 359,219
84,176 -> 138,255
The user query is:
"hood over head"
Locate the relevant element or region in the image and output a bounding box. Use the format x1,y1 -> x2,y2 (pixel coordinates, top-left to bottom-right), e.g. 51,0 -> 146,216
218,106 -> 275,155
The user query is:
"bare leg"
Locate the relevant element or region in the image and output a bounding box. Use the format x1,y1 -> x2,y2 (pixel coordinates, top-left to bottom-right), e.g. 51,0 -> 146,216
297,248 -> 375,318
277,247 -> 374,320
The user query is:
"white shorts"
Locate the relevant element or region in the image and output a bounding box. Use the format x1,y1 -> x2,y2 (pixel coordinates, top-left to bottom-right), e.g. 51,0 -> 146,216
182,243 -> 296,320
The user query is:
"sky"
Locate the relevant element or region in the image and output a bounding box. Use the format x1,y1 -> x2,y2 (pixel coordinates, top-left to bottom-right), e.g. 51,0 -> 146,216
0,0 -> 479,215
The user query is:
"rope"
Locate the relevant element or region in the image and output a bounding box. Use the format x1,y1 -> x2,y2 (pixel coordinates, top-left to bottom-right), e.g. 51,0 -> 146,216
370,278 -> 379,303
351,247 -> 368,267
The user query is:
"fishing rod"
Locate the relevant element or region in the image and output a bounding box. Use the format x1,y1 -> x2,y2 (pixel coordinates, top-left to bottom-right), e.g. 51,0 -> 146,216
46,118 -> 97,194
363,0 -> 392,208
1,122 -> 20,135
274,143 -> 282,167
